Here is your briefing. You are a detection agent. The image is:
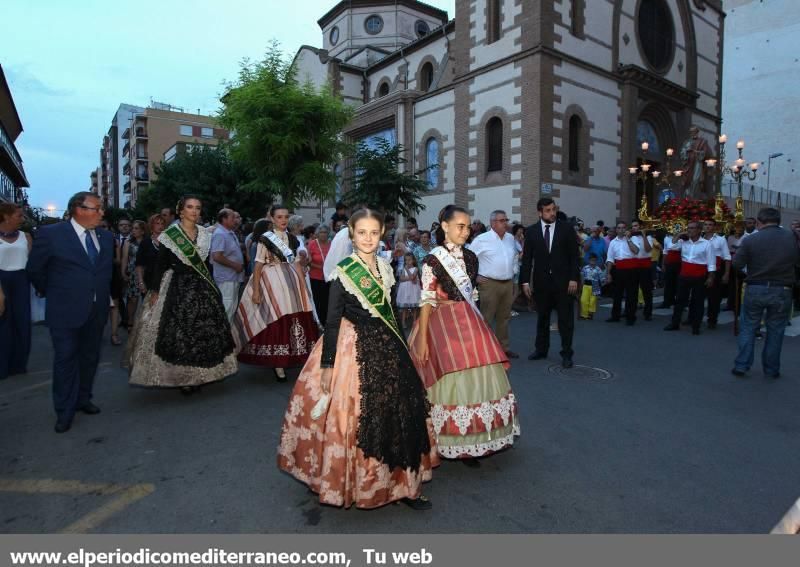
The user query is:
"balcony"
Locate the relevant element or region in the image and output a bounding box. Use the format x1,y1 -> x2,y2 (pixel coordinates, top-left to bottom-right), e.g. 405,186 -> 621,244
0,121 -> 29,188
135,126 -> 147,139
122,141 -> 130,157
122,127 -> 130,140
122,160 -> 130,175
123,180 -> 131,194
136,151 -> 148,161
135,171 -> 149,182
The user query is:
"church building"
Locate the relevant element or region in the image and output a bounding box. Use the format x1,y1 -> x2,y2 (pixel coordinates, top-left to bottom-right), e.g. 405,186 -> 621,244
293,0 -> 724,226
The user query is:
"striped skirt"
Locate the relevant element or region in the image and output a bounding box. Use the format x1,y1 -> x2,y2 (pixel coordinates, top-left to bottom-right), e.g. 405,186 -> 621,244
408,301 -> 520,459
233,262 -> 319,368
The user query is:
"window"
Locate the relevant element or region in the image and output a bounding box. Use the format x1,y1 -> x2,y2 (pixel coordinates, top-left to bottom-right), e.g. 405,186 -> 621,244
487,0 -> 502,44
415,20 -> 430,38
638,0 -> 674,72
568,115 -> 582,172
378,81 -> 390,97
364,15 -> 383,35
486,117 -> 503,172
334,164 -> 343,201
419,62 -> 434,91
569,0 -> 585,37
425,138 -> 439,188
330,26 -> 340,45
179,125 -> 192,136
201,127 -> 213,138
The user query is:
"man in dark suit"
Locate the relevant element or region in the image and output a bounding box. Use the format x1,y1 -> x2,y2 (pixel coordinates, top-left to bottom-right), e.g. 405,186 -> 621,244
27,192 -> 113,433
520,197 -> 581,368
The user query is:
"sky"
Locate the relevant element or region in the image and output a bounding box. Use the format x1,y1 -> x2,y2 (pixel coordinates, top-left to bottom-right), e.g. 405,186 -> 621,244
3,0 -> 456,214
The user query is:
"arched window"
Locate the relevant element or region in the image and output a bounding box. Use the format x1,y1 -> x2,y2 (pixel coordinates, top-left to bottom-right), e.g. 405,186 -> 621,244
378,81 -> 390,98
638,0 -> 674,72
568,115 -> 582,172
425,137 -> 439,188
486,117 -> 503,172
487,0 -> 502,44
415,20 -> 430,38
419,62 -> 434,91
365,15 -> 384,35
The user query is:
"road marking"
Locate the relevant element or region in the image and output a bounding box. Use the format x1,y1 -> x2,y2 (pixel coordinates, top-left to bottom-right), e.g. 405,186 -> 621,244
0,478 -> 155,533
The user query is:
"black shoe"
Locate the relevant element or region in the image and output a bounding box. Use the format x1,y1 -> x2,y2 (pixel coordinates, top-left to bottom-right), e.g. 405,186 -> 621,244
180,386 -> 196,396
663,324 -> 679,331
765,372 -> 781,379
561,356 -> 574,369
461,457 -> 481,468
625,320 -> 635,326
77,402 -> 101,415
605,317 -> 620,323
401,496 -> 432,510
54,419 -> 71,433
504,350 -> 520,359
731,368 -> 746,378
528,351 -> 548,361
692,328 -> 701,335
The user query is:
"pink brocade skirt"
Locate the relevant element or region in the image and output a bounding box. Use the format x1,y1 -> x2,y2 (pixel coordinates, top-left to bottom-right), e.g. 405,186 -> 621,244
277,319 -> 440,509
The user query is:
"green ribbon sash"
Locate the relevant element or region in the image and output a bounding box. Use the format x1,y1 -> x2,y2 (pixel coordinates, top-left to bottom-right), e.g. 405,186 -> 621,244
338,256 -> 404,344
162,224 -> 217,291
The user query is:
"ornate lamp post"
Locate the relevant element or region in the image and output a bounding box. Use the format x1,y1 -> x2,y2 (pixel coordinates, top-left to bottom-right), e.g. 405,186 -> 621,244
707,135 -> 759,222
629,142 -> 684,220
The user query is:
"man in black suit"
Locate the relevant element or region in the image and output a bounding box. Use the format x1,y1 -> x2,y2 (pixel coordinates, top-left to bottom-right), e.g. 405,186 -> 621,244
27,192 -> 114,433
520,197 -> 581,368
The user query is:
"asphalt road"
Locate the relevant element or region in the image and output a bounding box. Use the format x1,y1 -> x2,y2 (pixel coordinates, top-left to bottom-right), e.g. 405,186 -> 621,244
1,304 -> 799,534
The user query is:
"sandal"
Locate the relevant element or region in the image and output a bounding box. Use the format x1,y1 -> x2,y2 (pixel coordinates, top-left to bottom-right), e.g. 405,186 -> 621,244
401,496 -> 432,510
111,334 -> 122,346
275,368 -> 287,383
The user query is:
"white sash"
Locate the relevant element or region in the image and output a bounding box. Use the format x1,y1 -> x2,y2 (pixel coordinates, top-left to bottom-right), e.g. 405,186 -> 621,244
263,231 -> 295,263
430,246 -> 481,315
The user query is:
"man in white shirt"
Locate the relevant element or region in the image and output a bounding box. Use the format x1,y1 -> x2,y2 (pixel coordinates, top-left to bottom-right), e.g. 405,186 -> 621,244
468,209 -> 519,358
605,221 -> 641,325
702,219 -> 731,329
663,221 -> 716,335
660,232 -> 682,309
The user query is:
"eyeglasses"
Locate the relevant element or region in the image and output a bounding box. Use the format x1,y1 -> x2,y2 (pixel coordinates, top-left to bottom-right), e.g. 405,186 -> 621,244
494,218 -> 509,223
78,205 -> 105,213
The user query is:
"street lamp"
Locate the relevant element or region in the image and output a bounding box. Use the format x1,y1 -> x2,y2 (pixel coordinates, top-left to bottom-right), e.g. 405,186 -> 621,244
766,152 -> 784,193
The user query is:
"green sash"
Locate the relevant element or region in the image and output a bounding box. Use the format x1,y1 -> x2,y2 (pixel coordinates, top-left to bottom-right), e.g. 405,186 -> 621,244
162,224 -> 217,291
338,256 -> 404,344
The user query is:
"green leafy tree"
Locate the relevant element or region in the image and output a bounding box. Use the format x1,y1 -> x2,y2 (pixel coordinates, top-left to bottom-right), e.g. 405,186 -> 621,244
343,139 -> 432,217
135,144 -> 268,221
218,41 -> 354,208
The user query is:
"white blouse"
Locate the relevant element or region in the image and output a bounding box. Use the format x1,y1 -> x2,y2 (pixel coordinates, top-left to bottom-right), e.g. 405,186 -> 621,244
0,233 -> 29,271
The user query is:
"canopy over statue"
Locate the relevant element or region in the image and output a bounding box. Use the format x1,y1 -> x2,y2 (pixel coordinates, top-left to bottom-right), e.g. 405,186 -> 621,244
679,126 -> 713,198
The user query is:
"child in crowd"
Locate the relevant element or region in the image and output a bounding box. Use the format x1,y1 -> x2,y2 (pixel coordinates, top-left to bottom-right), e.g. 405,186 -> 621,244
580,253 -> 605,320
396,252 -> 421,328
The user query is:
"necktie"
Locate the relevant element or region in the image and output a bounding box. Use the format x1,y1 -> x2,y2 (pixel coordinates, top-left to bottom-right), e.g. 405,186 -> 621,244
85,231 -> 99,265
544,224 -> 551,253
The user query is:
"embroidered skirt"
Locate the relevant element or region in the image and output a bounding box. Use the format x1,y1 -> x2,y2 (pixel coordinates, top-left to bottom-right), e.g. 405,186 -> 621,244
278,319 -> 439,509
234,262 -> 320,368
408,301 -> 520,459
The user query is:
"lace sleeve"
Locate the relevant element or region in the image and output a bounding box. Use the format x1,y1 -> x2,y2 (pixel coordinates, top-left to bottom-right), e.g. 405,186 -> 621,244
420,263 -> 438,308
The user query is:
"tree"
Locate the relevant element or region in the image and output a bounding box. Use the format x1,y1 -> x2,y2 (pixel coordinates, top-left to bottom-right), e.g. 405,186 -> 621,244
343,139 -> 433,217
135,144 -> 268,221
218,41 -> 354,208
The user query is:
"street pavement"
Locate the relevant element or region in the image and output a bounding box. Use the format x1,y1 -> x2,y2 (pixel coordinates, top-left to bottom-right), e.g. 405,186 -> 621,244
1,303 -> 799,534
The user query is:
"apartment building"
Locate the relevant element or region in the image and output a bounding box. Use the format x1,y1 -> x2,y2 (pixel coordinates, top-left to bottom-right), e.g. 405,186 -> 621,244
0,64 -> 29,204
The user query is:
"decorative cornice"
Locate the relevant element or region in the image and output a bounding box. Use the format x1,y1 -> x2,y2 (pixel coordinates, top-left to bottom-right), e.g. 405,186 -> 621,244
617,64 -> 699,107
317,0 -> 448,29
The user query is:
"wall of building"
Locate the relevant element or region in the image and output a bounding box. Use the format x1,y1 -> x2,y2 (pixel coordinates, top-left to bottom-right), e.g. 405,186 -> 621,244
722,0 -> 799,196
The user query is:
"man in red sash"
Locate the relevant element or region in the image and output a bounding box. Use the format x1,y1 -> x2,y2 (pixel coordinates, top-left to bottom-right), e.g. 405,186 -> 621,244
703,219 -> 731,329
664,221 -> 716,335
605,221 -> 640,325
631,220 -> 654,321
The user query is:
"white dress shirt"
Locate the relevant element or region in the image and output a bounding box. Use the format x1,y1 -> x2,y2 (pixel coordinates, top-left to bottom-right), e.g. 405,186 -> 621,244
540,222 -> 555,253
632,234 -> 654,260
71,218 -> 101,255
606,237 -> 637,264
668,237 -> 716,271
468,229 -> 517,280
705,234 -> 732,261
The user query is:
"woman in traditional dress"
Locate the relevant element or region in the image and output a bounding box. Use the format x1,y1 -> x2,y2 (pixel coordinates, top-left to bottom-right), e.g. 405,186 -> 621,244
127,195 -> 238,393
233,205 -> 319,382
278,209 -> 439,510
409,205 -> 520,465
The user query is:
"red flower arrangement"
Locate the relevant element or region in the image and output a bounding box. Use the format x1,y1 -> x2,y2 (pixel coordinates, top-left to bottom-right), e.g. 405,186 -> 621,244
653,198 -> 732,222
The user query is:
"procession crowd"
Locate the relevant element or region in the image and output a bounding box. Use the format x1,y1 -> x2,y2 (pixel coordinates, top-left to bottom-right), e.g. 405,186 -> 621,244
0,191 -> 798,513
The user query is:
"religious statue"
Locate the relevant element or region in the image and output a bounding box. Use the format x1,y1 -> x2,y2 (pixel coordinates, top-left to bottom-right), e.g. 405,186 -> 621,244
638,193 -> 650,221
679,126 -> 713,198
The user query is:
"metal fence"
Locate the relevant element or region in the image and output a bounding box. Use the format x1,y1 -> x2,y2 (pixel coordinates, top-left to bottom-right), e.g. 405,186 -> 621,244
720,181 -> 800,211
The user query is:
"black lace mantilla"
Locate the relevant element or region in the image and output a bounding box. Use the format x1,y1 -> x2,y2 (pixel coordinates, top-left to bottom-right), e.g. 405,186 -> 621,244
259,233 -> 300,262
154,247 -> 236,367
423,248 -> 479,302
352,316 -> 431,472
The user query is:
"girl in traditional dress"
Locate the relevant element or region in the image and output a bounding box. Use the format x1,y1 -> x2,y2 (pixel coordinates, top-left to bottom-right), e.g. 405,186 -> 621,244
127,195 -> 238,394
233,205 -> 319,382
409,205 -> 520,465
278,209 -> 439,510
